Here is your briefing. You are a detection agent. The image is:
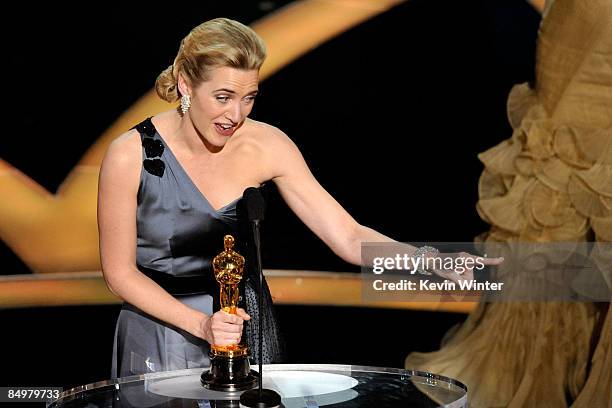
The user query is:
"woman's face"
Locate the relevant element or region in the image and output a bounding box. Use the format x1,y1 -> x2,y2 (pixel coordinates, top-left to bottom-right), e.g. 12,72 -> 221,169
184,66 -> 259,148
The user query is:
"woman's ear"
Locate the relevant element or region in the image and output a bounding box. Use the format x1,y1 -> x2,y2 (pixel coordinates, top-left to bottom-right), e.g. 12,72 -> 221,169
177,73 -> 191,96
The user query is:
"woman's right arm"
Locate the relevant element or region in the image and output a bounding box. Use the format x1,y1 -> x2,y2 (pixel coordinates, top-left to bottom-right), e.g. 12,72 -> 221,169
97,130 -> 247,346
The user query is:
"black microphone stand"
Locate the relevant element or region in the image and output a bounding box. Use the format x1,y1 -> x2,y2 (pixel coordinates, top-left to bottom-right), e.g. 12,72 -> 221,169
240,190 -> 281,408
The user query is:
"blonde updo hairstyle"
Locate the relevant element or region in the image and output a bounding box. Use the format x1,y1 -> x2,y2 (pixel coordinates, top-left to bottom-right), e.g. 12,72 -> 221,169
155,18 -> 266,102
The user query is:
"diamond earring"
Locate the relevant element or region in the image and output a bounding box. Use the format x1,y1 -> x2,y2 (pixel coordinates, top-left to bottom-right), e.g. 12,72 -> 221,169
180,94 -> 191,115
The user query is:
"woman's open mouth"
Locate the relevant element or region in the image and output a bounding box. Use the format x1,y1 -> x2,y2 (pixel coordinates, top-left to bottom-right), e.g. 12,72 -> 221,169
214,123 -> 236,137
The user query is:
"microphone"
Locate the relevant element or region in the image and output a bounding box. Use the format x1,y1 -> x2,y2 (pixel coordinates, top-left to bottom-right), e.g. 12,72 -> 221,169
244,187 -> 265,222
240,187 -> 281,408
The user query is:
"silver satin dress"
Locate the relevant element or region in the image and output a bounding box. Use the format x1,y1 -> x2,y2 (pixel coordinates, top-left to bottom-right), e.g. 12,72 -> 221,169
111,118 -> 283,380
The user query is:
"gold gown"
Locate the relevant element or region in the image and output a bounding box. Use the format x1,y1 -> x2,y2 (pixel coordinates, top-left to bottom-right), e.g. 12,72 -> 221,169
405,1 -> 612,406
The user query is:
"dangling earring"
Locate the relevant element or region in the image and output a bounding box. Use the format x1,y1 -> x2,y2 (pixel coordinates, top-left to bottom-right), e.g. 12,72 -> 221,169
180,94 -> 191,115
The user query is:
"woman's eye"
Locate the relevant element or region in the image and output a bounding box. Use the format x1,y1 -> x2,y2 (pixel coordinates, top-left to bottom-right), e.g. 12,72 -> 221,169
216,96 -> 230,103
244,96 -> 257,103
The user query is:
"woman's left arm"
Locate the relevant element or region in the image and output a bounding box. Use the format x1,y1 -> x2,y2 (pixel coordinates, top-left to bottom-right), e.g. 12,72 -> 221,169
262,126 -> 503,279
265,126 -> 398,265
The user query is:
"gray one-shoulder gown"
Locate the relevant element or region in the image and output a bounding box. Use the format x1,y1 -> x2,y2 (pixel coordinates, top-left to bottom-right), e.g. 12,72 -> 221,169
111,118 -> 283,380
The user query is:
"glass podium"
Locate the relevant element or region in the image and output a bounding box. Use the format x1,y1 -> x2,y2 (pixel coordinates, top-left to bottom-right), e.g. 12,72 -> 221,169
49,364 -> 468,407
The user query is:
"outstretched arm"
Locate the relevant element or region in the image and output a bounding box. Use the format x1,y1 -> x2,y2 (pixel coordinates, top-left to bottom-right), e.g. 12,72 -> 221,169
264,126 -> 503,279
265,126 -> 400,265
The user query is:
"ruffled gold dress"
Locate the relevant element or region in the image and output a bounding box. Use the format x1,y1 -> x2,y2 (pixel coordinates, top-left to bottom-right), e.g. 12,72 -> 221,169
405,1 -> 611,406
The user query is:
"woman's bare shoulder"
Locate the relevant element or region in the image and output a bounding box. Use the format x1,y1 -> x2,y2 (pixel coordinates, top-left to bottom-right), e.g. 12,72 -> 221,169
239,119 -> 303,180
104,128 -> 142,164
99,128 -> 142,186
241,118 -> 294,149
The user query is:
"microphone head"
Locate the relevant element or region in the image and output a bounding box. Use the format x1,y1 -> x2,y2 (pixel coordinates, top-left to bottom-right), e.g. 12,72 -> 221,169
243,187 -> 265,221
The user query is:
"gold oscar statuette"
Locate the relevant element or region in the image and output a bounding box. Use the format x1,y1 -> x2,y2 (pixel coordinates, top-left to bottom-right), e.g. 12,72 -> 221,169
201,235 -> 258,391
212,234 -> 247,357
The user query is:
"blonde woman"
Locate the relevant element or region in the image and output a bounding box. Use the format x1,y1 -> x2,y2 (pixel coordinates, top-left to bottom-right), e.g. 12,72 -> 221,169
98,17 -> 502,378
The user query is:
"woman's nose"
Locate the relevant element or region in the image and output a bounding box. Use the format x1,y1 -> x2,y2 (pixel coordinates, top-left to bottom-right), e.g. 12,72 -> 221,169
226,103 -> 242,123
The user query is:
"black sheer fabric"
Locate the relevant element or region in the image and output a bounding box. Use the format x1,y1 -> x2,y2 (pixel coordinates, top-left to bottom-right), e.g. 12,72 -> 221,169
236,194 -> 285,364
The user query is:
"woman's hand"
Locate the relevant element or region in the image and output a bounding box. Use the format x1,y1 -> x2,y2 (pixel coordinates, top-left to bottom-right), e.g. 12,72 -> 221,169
201,308 -> 251,346
430,252 -> 504,284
